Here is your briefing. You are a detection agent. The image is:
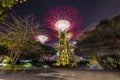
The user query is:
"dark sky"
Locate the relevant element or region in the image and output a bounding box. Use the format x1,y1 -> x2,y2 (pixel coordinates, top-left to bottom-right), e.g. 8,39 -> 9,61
13,0 -> 120,30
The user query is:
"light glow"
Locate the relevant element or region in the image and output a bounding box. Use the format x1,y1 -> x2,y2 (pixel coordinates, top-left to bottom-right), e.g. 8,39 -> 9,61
37,35 -> 48,44
44,6 -> 82,39
55,20 -> 70,32
66,32 -> 73,41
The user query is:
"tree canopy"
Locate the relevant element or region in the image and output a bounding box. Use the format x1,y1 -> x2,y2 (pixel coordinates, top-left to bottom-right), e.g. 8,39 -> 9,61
77,15 -> 120,48
75,15 -> 120,56
0,14 -> 39,66
0,0 -> 27,20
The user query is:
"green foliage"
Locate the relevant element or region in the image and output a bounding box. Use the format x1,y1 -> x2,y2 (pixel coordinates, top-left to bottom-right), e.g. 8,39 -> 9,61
114,48 -> 120,56
102,55 -> 120,70
106,56 -> 120,68
20,40 -> 43,60
0,13 -> 7,21
77,15 -> 120,48
2,56 -> 11,67
107,57 -> 116,67
20,62 -> 32,68
0,14 -> 39,66
0,0 -> 27,21
0,0 -> 27,9
0,45 -> 8,55
2,56 -> 11,63
23,39 -> 56,55
22,40 -> 42,53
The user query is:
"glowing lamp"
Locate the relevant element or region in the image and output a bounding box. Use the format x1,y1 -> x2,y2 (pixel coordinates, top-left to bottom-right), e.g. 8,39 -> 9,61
72,41 -> 77,45
37,35 -> 48,44
55,20 -> 70,32
66,32 -> 73,41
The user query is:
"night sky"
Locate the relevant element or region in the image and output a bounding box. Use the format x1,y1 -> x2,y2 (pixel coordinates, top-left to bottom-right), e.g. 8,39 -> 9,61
13,0 -> 120,30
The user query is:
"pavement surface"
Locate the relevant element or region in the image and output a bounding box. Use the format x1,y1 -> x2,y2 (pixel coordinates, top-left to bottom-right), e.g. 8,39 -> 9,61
0,68 -> 120,80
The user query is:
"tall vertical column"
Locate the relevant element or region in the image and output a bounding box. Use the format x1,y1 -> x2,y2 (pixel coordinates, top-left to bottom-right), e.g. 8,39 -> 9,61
57,31 -> 70,66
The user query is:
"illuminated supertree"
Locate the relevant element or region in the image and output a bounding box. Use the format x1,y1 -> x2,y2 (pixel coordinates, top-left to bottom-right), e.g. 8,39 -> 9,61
37,35 -> 48,44
44,6 -> 82,66
33,29 -> 50,44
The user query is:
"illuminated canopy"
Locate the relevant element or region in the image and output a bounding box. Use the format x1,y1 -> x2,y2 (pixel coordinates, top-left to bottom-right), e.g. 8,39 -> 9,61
55,20 -> 70,32
37,35 -> 48,44
44,6 -> 82,33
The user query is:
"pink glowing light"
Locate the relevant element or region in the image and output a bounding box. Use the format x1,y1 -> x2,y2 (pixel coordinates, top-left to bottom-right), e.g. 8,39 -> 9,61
55,20 -> 70,31
44,6 -> 82,32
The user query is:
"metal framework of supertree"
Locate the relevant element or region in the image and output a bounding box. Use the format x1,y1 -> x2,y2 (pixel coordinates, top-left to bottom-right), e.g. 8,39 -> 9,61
44,6 -> 82,67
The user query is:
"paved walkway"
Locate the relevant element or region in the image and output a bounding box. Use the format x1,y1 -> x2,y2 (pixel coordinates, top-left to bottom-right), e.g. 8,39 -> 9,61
0,69 -> 120,80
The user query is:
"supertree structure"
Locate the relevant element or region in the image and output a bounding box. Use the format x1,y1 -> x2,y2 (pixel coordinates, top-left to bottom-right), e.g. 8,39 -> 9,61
33,29 -> 49,44
44,6 -> 82,32
44,6 -> 82,67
